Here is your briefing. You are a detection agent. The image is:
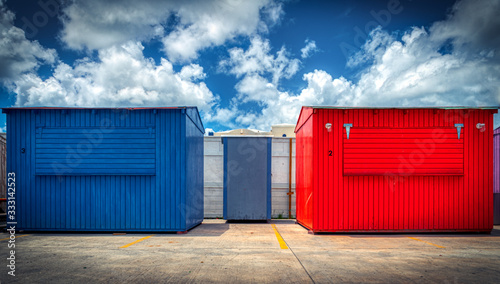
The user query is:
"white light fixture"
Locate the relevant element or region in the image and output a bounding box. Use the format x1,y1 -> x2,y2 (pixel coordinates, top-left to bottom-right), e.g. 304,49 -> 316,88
325,123 -> 332,132
476,123 -> 486,132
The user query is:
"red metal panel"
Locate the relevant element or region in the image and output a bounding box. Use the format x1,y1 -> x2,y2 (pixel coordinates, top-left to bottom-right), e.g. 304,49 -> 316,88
295,108 -> 314,229
295,107 -> 497,232
494,127 -> 500,224
343,127 -> 464,175
295,107 -> 314,133
494,128 -> 500,193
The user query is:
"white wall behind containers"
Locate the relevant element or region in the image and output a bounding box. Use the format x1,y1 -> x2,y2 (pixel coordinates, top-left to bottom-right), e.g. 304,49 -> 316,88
204,137 -> 224,218
271,138 -> 296,218
204,137 -> 296,218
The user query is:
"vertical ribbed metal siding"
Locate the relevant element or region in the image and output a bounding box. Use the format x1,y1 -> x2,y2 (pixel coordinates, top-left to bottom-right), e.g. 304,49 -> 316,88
343,128 -> 464,175
5,108 -> 203,231
494,128 -> 500,194
494,127 -> 500,224
185,108 -> 204,228
223,137 -> 272,220
296,108 -> 495,232
295,108 -> 314,229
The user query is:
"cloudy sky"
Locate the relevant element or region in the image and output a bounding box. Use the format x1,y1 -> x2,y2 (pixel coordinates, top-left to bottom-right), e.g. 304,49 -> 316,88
0,0 -> 499,132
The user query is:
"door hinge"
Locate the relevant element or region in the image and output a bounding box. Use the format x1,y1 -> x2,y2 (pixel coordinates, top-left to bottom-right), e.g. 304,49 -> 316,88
343,123 -> 353,139
454,123 -> 464,139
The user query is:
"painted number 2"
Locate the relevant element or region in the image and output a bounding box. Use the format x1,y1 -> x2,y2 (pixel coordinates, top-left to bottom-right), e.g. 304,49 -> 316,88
328,150 -> 332,156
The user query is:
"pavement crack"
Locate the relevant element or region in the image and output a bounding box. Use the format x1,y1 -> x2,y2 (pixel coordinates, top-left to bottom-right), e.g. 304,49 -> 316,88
276,225 -> 316,284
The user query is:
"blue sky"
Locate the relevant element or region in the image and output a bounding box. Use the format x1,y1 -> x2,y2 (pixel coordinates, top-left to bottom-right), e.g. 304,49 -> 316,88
1,0 -> 499,133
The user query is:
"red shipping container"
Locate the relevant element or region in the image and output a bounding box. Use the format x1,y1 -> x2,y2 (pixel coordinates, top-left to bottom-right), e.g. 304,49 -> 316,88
295,107 -> 498,233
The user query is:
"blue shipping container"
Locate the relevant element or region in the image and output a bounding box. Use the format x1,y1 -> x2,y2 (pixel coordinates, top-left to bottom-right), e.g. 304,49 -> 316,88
2,107 -> 204,232
223,137 -> 272,220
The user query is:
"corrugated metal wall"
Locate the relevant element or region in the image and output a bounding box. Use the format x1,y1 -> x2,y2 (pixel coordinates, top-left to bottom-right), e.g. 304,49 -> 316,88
4,108 -> 204,232
494,128 -> 500,194
494,127 -> 500,224
185,107 -> 205,229
343,128 -> 464,175
295,108 -> 314,229
223,137 -> 272,220
296,107 -> 496,232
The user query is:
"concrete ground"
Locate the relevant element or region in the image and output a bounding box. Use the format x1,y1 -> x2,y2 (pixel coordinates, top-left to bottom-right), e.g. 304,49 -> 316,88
0,220 -> 500,283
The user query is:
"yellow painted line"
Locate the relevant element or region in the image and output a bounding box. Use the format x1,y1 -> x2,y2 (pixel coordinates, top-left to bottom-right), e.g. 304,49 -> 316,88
119,235 -> 154,248
407,236 -> 445,248
272,224 -> 288,249
0,234 -> 29,241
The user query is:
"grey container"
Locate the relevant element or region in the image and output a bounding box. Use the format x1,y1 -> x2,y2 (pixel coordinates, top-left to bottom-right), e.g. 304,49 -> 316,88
223,137 -> 272,220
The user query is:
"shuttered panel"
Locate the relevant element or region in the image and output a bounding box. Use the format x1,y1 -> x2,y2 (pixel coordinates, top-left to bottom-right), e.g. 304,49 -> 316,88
35,127 -> 156,175
343,127 -> 464,175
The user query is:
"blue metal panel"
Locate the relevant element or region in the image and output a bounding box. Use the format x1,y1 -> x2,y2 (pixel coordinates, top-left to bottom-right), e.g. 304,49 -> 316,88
223,137 -> 228,219
185,110 -> 205,230
180,109 -> 187,230
185,107 -> 205,134
223,137 -> 272,220
2,107 -> 204,232
267,137 -> 272,219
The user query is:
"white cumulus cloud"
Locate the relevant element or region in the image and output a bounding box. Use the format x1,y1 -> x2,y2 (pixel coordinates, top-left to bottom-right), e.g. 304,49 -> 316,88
214,0 -> 500,130
10,41 -> 218,115
219,36 -> 300,85
59,0 -> 283,62
429,0 -> 500,61
301,39 -> 318,59
59,0 -> 170,51
0,0 -> 56,80
179,64 -> 206,81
